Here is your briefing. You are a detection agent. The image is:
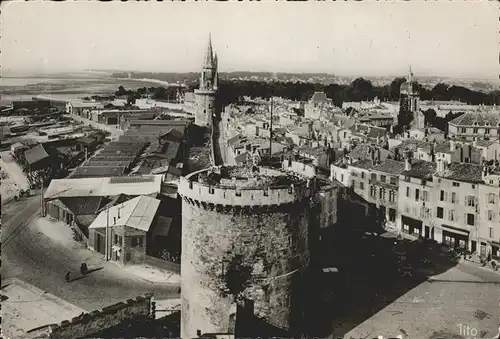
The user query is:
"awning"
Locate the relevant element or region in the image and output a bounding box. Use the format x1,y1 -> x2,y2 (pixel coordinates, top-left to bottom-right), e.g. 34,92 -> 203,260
441,224 -> 470,237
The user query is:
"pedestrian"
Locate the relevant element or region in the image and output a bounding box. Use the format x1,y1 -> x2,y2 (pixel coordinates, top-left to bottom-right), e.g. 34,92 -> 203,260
65,271 -> 71,282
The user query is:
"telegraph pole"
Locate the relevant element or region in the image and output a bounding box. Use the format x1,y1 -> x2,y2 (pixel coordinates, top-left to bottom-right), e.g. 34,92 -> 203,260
105,205 -> 110,261
269,95 -> 273,164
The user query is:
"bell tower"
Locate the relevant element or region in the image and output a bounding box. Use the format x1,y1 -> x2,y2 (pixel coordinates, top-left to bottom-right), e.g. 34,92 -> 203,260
195,33 -> 218,127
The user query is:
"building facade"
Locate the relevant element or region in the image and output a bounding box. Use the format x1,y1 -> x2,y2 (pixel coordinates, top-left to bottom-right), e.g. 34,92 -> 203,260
448,111 -> 500,141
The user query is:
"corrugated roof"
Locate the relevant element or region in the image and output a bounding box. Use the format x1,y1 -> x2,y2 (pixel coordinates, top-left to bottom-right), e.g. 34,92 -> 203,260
44,175 -> 163,200
88,195 -> 160,232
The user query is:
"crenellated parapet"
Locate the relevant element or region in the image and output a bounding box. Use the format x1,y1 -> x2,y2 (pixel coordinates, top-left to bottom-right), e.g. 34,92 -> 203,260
178,167 -> 314,210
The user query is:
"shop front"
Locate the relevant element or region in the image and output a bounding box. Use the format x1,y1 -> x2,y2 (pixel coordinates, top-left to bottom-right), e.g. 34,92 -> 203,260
441,225 -> 469,249
401,215 -> 423,237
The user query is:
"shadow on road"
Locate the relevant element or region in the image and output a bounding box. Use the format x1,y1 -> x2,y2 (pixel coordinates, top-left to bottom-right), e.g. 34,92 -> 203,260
69,267 -> 104,282
304,222 -> 460,338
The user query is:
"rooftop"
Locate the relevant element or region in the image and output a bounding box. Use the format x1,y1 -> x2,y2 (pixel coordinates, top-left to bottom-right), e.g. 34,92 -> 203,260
371,159 -> 406,175
89,195 -> 160,232
401,160 -> 437,180
44,175 -> 163,200
435,162 -> 483,184
449,112 -> 500,127
188,166 -> 305,189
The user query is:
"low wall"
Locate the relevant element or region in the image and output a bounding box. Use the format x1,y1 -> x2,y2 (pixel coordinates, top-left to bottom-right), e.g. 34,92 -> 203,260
144,255 -> 181,274
23,295 -> 152,339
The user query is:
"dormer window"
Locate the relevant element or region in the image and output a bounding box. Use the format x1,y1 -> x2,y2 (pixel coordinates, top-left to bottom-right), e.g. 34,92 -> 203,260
485,122 -> 490,126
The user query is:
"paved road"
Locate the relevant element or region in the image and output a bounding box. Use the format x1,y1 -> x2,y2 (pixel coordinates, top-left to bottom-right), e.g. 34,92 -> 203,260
1,196 -> 179,312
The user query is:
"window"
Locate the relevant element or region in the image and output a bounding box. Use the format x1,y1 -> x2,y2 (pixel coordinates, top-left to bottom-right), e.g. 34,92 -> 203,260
423,191 -> 429,202
209,187 -> 215,194
437,207 -> 444,219
371,173 -> 377,181
489,227 -> 494,238
351,180 -> 355,187
403,224 -> 410,234
380,175 -> 386,183
415,189 -> 420,201
448,209 -> 456,222
380,188 -> 386,200
235,189 -> 242,197
471,184 -> 475,189
389,208 -> 396,222
473,128 -> 478,134
390,177 -> 397,185
131,236 -> 143,247
406,187 -> 410,198
488,193 -> 496,204
341,174 -> 344,182
452,182 -> 460,187
488,210 -> 494,221
467,196 -> 475,207
467,213 -> 475,226
389,190 -> 396,202
359,182 -> 364,190
451,192 -> 456,203
361,172 -> 365,179
370,186 -> 377,198
440,190 -> 445,201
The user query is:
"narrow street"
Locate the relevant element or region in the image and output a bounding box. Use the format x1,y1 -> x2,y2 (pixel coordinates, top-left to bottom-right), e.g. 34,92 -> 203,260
1,196 -> 179,312
0,151 -> 30,203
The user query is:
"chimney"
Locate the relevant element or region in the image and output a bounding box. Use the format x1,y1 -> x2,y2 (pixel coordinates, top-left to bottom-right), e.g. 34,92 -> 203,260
450,140 -> 455,152
437,159 -> 445,172
404,151 -> 412,171
473,138 -> 477,148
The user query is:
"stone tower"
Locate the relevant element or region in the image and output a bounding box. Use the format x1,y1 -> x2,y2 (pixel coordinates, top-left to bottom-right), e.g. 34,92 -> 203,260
195,34 -> 218,127
178,166 -> 313,338
399,67 -> 422,129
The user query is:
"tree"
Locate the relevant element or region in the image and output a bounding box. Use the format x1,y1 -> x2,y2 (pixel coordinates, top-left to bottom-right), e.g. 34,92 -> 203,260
115,86 -> 127,96
423,108 -> 437,127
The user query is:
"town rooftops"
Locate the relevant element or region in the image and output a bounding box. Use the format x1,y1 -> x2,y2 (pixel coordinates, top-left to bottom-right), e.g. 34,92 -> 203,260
435,162 -> 483,184
44,175 -> 163,200
89,195 -> 161,232
349,143 -> 385,161
69,101 -> 104,109
401,160 -> 437,180
476,139 -> 499,147
449,112 -> 500,127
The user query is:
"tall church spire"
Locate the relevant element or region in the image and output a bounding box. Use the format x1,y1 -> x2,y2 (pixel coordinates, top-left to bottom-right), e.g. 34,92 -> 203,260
203,33 -> 215,69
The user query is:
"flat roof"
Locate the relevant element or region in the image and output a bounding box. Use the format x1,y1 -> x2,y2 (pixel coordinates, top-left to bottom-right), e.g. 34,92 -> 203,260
44,175 -> 163,199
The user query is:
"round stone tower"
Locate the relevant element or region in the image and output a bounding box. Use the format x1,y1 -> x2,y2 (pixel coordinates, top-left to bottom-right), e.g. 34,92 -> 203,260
178,165 -> 313,338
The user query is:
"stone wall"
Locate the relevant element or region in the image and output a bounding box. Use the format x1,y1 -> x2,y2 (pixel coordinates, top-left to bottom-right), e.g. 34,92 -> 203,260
180,198 -> 310,339
23,295 -> 152,339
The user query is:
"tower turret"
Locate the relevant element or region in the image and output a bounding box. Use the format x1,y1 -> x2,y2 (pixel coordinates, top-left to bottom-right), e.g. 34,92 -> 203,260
195,33 -> 218,127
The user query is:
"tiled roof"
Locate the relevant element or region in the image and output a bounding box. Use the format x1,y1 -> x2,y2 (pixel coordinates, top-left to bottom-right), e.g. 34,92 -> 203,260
371,159 -> 406,175
449,112 -> 500,127
71,166 -> 127,178
435,162 -> 483,184
351,159 -> 374,170
476,140 -> 498,147
401,160 -> 436,180
349,143 -> 385,161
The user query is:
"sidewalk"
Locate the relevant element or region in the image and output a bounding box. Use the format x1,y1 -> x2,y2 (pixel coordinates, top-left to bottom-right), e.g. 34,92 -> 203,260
122,264 -> 181,285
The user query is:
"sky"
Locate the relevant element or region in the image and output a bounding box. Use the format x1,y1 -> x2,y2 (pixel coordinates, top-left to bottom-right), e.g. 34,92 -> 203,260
1,1 -> 499,79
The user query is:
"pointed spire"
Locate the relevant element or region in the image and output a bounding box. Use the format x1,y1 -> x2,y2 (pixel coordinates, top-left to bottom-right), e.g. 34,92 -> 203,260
203,33 -> 215,69
409,65 -> 413,82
